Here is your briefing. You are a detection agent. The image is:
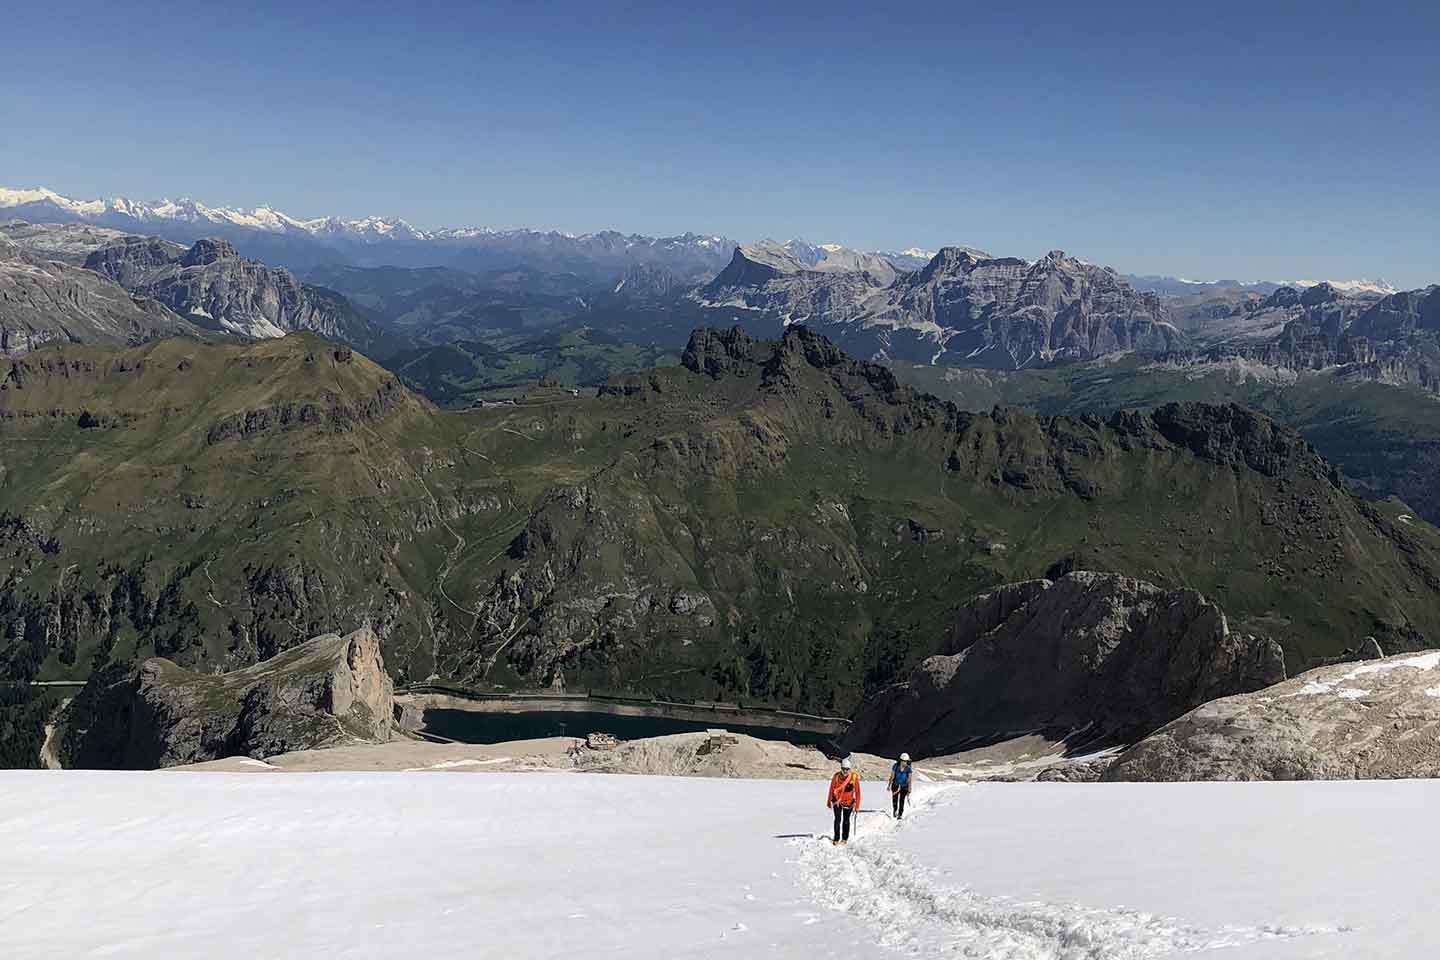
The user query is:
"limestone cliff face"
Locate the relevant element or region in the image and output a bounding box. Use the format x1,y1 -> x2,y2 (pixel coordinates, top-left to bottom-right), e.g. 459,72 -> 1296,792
1104,649 -> 1440,781
0,235 -> 194,357
843,572 -> 1286,757
697,244 -> 892,326
1157,284 -> 1440,398
695,246 -> 1182,368
878,249 -> 1182,367
63,626 -> 395,769
84,236 -> 383,351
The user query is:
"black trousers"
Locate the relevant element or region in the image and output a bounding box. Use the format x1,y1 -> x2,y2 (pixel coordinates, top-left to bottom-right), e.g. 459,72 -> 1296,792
832,804 -> 853,842
892,788 -> 909,818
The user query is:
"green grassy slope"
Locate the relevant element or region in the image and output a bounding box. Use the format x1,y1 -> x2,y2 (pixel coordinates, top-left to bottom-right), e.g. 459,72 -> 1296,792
900,355 -> 1440,524
0,336 -> 460,680
385,327 -> 680,406
4,328 -> 1440,725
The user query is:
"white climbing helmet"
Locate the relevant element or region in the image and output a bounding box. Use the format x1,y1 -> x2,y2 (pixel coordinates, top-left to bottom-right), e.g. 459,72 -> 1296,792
840,757 -> 853,770
900,752 -> 910,762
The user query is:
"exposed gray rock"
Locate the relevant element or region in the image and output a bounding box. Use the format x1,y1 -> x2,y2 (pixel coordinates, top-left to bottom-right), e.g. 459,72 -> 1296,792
611,262 -> 687,301
0,219 -> 143,265
1103,650 -> 1440,781
1350,636 -> 1385,661
681,326 -> 762,379
63,626 -> 395,769
843,572 -> 1285,757
83,236 -> 385,351
1350,285 -> 1440,340
1035,757 -> 1113,782
721,239 -> 899,283
0,188 -> 737,281
697,242 -> 894,326
1152,284 -> 1440,398
0,235 -> 196,356
877,249 -> 1182,367
85,235 -> 188,285
696,245 -> 1184,369
668,590 -> 710,615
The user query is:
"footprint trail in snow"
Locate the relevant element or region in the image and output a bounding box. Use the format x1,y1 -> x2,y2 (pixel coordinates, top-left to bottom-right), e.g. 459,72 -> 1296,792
793,787 -> 1344,958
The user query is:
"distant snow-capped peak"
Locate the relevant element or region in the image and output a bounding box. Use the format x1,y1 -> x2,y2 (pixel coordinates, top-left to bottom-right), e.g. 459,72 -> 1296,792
1151,275 -> 1399,296
0,186 -> 106,217
0,185 -> 730,251
1284,278 -> 1398,295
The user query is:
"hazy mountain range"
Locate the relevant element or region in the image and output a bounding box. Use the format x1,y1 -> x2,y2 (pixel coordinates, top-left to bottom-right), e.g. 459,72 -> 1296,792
1125,275 -> 1398,297
0,187 -> 737,279
0,233 -> 195,354
3,185 -> 1400,295
4,191 -> 1440,783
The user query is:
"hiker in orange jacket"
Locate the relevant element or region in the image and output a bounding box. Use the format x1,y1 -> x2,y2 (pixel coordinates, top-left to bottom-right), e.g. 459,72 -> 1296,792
827,757 -> 861,845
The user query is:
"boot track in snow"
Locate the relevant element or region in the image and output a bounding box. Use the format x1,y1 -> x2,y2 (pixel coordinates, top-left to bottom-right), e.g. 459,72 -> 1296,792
790,786 -> 1344,958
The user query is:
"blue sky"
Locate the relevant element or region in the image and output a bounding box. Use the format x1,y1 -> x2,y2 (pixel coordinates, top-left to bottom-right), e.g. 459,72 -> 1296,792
5,1 -> 1437,286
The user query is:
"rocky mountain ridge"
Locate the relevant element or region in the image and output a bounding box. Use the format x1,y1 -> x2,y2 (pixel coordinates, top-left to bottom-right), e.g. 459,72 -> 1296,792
0,187 -> 738,279
0,234 -> 199,357
60,626 -> 396,769
696,246 -> 1184,369
1126,274 -> 1398,298
1103,647 -> 1440,781
842,572 -> 1286,757
0,219 -> 140,265
698,243 -> 893,327
434,327 -> 1440,707
738,239 -> 902,283
83,235 -> 389,352
4,327 -> 1440,734
1154,284 -> 1440,396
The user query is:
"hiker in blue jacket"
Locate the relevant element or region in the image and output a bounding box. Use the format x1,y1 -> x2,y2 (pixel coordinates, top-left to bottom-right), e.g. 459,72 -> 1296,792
888,752 -> 913,820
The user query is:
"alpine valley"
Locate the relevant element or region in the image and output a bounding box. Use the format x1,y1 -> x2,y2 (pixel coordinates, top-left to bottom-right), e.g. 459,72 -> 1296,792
2,185 -> 1439,775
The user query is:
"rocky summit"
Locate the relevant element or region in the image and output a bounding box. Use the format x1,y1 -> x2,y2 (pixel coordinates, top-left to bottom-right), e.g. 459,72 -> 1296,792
3,327 -> 1440,727
698,242 -> 894,327
0,234 -> 197,356
60,626 -> 395,769
874,249 -> 1182,367
83,235 -> 386,351
1156,282 -> 1440,396
1103,648 -> 1440,781
842,572 -> 1286,757
697,246 -> 1183,368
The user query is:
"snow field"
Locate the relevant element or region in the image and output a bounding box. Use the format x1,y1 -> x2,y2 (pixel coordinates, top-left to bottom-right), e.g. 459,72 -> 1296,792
797,786 -> 1338,958
2,772 -> 1436,958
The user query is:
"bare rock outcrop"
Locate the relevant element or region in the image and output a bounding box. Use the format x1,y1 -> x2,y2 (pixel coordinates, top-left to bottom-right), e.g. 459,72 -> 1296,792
1104,650 -> 1440,781
83,236 -> 383,350
696,242 -> 894,327
879,249 -> 1183,367
1,234 -> 195,356
843,572 -> 1285,758
696,245 -> 1183,369
62,626 -> 395,769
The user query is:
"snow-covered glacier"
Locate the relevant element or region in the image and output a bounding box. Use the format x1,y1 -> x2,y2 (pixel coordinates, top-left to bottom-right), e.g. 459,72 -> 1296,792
1,771 -> 1432,958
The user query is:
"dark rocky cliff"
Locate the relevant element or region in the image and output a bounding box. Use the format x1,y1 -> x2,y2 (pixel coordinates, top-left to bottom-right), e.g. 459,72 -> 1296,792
843,572 -> 1286,757
61,626 -> 396,769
